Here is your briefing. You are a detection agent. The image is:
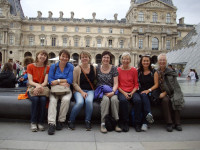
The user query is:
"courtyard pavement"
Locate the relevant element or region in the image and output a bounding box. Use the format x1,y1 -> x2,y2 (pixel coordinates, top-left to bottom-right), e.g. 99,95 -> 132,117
0,119 -> 200,150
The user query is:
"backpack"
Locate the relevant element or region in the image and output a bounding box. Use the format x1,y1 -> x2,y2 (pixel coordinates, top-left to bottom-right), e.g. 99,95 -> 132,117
105,114 -> 116,131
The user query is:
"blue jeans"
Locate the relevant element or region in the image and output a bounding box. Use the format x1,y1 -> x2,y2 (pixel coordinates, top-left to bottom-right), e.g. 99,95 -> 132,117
139,93 -> 151,124
69,90 -> 94,122
118,92 -> 142,125
28,92 -> 47,124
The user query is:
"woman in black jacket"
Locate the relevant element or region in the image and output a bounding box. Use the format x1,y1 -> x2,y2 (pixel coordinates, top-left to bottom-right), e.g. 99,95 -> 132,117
0,63 -> 16,88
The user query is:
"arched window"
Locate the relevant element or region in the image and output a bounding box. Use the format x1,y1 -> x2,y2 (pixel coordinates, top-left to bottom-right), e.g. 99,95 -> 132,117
152,38 -> 159,50
24,52 -> 32,57
153,12 -> 158,23
166,13 -> 171,23
49,52 -> 56,64
72,53 -> 79,66
96,54 -> 101,64
138,12 -> 144,22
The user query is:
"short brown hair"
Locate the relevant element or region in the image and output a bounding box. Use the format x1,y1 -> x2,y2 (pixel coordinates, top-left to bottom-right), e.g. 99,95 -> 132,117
23,57 -> 34,67
2,63 -> 13,72
59,49 -> 70,59
101,51 -> 112,59
35,50 -> 48,66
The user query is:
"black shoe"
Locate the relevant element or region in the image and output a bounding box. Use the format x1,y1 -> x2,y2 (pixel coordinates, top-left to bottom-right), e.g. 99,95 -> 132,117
56,122 -> 64,130
166,124 -> 173,132
85,121 -> 92,131
68,121 -> 75,130
174,124 -> 182,131
48,124 -> 56,135
135,125 -> 141,132
122,122 -> 129,132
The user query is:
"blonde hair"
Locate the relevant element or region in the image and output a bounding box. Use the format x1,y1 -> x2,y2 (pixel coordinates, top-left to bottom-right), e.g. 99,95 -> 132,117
80,51 -> 91,60
121,52 -> 131,63
158,53 -> 167,61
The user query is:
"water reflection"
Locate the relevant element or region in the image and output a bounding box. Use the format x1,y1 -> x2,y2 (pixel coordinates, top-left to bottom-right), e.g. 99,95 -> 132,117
178,78 -> 200,94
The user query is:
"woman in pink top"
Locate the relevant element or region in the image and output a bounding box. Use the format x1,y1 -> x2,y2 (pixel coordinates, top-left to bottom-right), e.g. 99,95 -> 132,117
118,52 -> 142,132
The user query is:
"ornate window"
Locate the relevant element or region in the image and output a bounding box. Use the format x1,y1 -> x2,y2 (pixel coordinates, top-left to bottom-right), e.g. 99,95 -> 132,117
153,12 -> 158,23
74,37 -> 79,47
9,34 -> 14,45
63,37 -> 67,47
52,26 -> 56,31
86,38 -> 90,47
97,39 -> 102,47
29,25 -> 33,31
108,39 -> 112,48
64,26 -> 67,32
152,37 -> 159,50
51,37 -> 56,46
41,26 -> 45,31
109,28 -> 112,34
75,26 -> 79,32
120,29 -> 124,34
139,28 -> 143,33
166,40 -> 171,50
138,12 -> 144,22
29,36 -> 34,46
119,40 -> 124,48
98,27 -> 102,33
40,37 -> 45,46
139,39 -> 143,49
166,13 -> 171,23
86,27 -> 90,33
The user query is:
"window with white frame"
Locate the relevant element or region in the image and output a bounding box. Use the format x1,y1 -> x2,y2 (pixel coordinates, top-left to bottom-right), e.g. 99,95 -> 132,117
120,29 -> 124,34
97,39 -> 102,47
138,12 -> 144,22
86,27 -> 90,33
52,26 -> 56,31
119,40 -> 124,48
9,34 -> 14,45
40,37 -> 45,46
166,40 -> 171,50
109,28 -> 112,34
98,27 -> 102,33
75,26 -> 79,32
52,37 -> 56,46
86,38 -> 90,47
139,39 -> 143,49
108,39 -> 112,48
29,36 -> 34,46
139,28 -> 143,33
153,12 -> 158,23
74,37 -> 79,47
63,37 -> 67,47
152,37 -> 159,50
64,26 -> 67,32
41,26 -> 45,31
166,13 -> 171,23
29,25 -> 33,31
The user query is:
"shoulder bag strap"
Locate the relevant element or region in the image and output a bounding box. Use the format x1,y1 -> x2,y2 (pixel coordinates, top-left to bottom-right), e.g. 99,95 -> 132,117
79,65 -> 94,90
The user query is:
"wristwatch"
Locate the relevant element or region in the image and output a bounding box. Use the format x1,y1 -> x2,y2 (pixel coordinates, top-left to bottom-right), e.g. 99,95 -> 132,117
148,89 -> 152,92
57,79 -> 60,83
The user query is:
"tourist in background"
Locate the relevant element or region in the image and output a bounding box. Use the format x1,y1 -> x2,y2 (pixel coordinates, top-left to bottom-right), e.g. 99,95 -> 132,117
48,49 -> 74,135
137,55 -> 159,131
157,53 -> 184,132
95,51 -> 121,133
68,51 -> 96,131
117,52 -> 142,132
27,50 -> 50,132
0,62 -> 16,88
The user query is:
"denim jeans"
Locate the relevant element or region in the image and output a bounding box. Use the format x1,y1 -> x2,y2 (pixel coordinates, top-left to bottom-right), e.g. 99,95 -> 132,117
69,90 -> 94,122
118,92 -> 142,125
139,93 -> 151,124
28,92 -> 47,124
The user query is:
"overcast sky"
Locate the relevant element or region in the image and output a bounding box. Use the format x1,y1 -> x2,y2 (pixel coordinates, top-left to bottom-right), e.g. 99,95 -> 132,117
21,0 -> 200,25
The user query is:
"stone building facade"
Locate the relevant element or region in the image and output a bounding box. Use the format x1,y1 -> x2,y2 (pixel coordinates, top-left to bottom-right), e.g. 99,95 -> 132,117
0,0 -> 194,67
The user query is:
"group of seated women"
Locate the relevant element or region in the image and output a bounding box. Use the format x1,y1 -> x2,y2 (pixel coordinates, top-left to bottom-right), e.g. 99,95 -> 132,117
21,49 -> 184,135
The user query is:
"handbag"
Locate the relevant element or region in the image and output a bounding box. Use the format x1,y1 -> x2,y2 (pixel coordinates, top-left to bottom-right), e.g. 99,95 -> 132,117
149,88 -> 161,105
79,65 -> 94,90
51,85 -> 71,96
28,66 -> 50,97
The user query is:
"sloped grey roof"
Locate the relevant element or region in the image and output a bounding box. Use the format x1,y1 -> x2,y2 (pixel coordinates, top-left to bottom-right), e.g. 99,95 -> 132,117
167,23 -> 200,75
8,0 -> 24,18
135,0 -> 174,6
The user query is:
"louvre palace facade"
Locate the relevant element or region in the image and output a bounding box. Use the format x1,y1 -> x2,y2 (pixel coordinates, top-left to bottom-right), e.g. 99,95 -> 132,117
0,0 -> 194,66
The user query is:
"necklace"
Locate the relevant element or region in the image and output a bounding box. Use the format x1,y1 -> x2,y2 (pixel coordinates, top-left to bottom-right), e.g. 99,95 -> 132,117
101,65 -> 110,71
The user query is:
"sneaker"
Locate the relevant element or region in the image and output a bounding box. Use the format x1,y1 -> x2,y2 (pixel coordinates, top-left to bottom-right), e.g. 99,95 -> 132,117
122,122 -> 129,132
37,124 -> 45,131
135,125 -> 141,132
166,124 -> 173,132
141,124 -> 148,131
174,124 -> 182,131
100,124 -> 107,133
115,125 -> 122,132
56,122 -> 64,130
30,123 -> 37,132
48,124 -> 56,135
68,121 -> 75,130
85,121 -> 92,131
146,113 -> 154,124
